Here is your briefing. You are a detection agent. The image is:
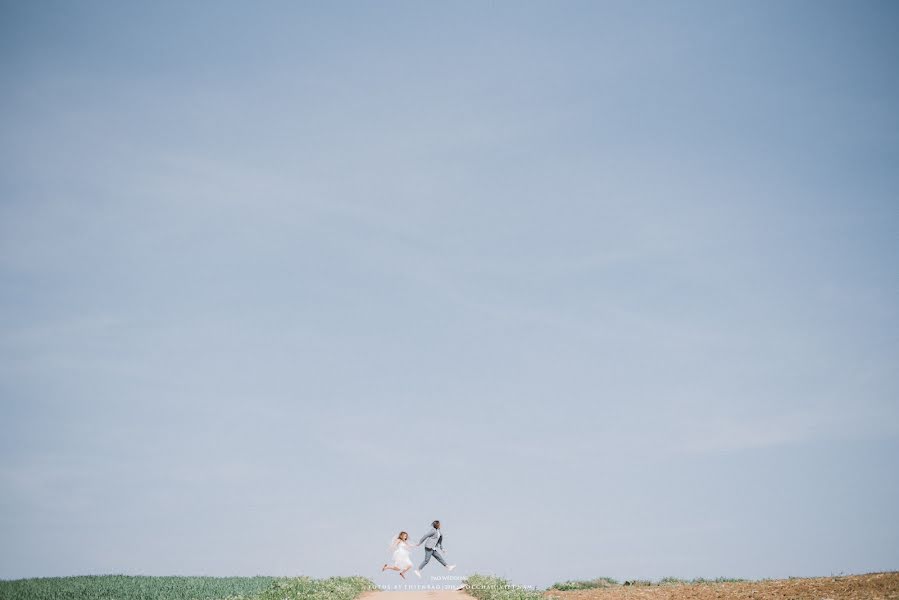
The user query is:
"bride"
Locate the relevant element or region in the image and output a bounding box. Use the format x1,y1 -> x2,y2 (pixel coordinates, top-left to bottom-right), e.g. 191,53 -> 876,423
382,531 -> 414,579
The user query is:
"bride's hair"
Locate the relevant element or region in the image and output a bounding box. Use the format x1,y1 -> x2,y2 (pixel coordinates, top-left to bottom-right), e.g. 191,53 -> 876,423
397,531 -> 408,541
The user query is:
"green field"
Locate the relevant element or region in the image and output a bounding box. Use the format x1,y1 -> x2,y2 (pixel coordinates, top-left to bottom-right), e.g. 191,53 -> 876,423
0,575 -> 377,600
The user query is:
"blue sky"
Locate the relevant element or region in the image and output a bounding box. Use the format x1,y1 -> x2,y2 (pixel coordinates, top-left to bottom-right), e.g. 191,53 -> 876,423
1,0 -> 897,589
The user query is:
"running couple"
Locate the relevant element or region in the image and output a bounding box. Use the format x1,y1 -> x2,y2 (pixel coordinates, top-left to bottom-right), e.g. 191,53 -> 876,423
382,520 -> 457,579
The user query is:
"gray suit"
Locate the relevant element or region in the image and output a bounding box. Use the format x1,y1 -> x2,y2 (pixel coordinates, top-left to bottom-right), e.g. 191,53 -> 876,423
417,527 -> 447,570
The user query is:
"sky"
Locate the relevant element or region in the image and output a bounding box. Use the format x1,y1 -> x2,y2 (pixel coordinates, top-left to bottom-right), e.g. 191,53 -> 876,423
1,0 -> 897,590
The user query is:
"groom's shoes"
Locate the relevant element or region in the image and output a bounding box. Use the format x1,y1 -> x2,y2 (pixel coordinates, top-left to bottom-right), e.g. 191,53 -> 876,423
414,570 -> 421,578
447,565 -> 456,571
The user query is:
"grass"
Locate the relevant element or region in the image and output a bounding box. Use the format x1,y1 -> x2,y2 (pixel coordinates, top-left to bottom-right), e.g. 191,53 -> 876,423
249,576 -> 376,600
660,577 -> 748,585
465,574 -> 545,600
0,575 -> 377,600
550,577 -> 619,590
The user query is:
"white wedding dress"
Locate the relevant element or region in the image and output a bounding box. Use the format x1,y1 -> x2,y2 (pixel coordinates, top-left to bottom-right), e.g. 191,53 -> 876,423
391,540 -> 413,569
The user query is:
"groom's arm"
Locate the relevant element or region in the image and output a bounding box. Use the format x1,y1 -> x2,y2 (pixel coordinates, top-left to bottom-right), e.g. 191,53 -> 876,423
418,530 -> 433,545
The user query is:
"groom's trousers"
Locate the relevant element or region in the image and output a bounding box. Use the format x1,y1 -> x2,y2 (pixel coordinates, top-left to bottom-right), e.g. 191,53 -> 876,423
418,548 -> 448,570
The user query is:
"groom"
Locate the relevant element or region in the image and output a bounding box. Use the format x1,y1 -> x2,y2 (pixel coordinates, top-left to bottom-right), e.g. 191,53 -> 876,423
414,519 -> 456,577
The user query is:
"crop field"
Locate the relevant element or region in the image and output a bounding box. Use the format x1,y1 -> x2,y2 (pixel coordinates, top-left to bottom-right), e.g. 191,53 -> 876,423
2,572 -> 897,599
0,575 -> 377,600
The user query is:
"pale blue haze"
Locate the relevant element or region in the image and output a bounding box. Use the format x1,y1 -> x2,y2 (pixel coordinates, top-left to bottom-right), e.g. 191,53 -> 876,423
1,0 -> 897,589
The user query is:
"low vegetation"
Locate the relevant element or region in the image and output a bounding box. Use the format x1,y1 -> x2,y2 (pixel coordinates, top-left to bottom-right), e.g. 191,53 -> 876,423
551,576 -> 747,589
0,575 -> 377,600
550,577 -> 619,590
545,572 -> 899,599
248,576 -> 376,600
465,574 -> 545,600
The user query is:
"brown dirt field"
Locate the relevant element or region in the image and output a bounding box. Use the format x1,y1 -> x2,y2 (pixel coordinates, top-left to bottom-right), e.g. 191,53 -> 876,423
543,572 -> 899,600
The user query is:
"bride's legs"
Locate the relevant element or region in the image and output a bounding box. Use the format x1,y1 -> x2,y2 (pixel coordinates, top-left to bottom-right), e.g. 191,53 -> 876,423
400,566 -> 411,578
